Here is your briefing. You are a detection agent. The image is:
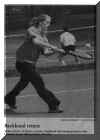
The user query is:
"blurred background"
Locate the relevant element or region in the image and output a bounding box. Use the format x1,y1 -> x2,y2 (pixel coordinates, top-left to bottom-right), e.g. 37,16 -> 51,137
5,5 -> 96,34
5,5 -> 96,76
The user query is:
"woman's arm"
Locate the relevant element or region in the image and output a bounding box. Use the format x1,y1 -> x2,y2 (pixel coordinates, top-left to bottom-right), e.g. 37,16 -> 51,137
27,26 -> 40,38
27,26 -> 52,48
27,26 -> 64,53
33,37 -> 55,49
33,38 -> 65,53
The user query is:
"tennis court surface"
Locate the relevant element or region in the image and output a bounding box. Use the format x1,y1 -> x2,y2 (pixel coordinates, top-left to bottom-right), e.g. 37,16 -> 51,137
5,70 -> 94,118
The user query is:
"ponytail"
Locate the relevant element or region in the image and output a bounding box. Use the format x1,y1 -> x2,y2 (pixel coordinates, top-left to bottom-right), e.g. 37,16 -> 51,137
29,17 -> 39,27
29,14 -> 51,27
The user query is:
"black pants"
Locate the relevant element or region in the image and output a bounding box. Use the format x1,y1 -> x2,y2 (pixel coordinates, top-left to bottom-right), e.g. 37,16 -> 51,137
62,45 -> 76,55
9,61 -> 60,109
59,45 -> 78,62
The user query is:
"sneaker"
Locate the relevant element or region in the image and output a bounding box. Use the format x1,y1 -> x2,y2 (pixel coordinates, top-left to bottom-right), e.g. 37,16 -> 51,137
48,108 -> 63,113
5,94 -> 17,109
48,105 -> 63,113
61,60 -> 66,66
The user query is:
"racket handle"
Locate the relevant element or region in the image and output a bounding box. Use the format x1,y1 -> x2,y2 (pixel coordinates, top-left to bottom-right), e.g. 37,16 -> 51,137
55,48 -> 65,53
50,45 -> 65,53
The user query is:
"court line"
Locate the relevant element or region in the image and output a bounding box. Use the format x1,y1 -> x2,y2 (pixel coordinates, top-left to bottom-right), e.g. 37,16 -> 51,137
6,56 -> 58,63
6,49 -> 94,60
6,48 -> 94,61
5,25 -> 96,38
17,88 -> 94,99
5,56 -> 15,59
48,25 -> 96,33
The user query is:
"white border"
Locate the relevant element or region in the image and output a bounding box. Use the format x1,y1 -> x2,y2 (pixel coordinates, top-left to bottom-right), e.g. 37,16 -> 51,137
0,1 -> 6,140
0,0 -> 97,139
1,0 -> 98,5
6,117 -> 94,134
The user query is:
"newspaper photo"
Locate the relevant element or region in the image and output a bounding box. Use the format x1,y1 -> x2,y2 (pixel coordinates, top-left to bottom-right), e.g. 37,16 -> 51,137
4,5 -> 95,134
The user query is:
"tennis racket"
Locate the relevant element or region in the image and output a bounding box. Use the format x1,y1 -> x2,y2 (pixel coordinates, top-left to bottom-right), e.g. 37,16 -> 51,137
50,45 -> 65,53
69,49 -> 92,59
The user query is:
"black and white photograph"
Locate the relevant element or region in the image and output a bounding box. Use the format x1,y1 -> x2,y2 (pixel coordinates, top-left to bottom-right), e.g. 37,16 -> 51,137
4,5 -> 95,134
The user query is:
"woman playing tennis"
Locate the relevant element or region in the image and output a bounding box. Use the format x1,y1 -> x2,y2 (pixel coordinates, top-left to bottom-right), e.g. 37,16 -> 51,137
5,14 -> 64,113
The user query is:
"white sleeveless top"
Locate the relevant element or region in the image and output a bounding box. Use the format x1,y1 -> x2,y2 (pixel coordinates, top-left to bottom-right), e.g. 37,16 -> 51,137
60,32 -> 76,46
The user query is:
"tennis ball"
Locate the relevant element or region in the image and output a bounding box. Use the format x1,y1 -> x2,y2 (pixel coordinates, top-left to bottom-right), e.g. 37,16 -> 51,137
85,43 -> 91,48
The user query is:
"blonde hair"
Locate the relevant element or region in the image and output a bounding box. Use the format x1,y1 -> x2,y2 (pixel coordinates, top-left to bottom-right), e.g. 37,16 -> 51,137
29,14 -> 51,27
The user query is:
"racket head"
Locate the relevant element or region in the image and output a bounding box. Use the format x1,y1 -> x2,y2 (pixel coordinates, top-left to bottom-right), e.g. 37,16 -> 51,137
70,50 -> 92,59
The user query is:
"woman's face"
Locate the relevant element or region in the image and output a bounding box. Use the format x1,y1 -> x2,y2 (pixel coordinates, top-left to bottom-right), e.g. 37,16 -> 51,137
40,17 -> 51,31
